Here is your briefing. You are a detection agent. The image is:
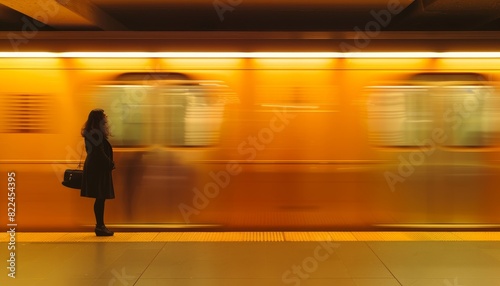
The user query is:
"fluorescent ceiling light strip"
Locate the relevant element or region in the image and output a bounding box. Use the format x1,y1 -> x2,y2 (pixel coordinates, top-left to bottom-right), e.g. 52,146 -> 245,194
344,52 -> 440,58
59,52 -> 440,58
439,52 -> 500,58
0,52 -> 499,58
0,52 -> 57,58
250,52 -> 343,58
62,52 -> 343,58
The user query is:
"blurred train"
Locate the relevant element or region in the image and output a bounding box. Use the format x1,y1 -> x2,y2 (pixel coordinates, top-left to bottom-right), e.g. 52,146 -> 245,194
2,48 -> 500,231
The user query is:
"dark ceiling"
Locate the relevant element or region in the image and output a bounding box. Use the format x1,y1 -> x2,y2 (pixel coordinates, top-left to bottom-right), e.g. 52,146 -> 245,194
0,0 -> 499,32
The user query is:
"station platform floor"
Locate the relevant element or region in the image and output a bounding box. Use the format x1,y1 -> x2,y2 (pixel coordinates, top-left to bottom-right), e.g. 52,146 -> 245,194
2,231 -> 500,286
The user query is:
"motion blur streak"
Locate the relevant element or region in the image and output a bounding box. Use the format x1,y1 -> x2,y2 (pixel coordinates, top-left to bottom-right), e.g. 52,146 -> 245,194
1,53 -> 500,231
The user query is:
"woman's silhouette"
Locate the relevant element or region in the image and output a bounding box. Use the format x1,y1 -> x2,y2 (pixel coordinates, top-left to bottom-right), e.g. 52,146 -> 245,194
80,109 -> 115,236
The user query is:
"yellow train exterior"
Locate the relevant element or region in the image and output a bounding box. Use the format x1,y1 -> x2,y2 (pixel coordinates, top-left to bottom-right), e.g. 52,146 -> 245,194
1,54 -> 500,231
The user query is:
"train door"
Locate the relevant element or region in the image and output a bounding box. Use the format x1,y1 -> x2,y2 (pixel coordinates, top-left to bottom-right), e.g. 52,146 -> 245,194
367,73 -> 500,225
85,74 -> 233,224
429,80 -> 496,223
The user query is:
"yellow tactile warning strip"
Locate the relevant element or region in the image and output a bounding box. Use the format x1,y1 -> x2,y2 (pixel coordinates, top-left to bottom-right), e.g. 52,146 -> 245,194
284,232 -> 336,241
159,232 -> 286,242
2,232 -> 500,243
452,232 -> 500,241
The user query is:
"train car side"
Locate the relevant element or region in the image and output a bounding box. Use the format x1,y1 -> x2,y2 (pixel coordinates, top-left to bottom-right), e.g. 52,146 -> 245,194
1,55 -> 500,230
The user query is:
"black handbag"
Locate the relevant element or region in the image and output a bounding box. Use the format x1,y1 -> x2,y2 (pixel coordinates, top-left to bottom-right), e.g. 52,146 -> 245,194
62,169 -> 83,189
62,146 -> 83,189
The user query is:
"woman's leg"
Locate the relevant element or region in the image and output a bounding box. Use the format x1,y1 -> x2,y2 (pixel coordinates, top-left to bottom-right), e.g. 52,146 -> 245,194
94,197 -> 113,236
94,197 -> 105,227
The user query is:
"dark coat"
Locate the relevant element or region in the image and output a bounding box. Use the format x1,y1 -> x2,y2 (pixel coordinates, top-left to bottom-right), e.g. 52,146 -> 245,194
80,131 -> 115,199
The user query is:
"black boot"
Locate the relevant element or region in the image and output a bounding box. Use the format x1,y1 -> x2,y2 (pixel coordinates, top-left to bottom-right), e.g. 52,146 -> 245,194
95,225 -> 114,236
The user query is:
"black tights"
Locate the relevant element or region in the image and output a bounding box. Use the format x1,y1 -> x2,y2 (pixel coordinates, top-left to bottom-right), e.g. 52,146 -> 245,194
94,197 -> 106,227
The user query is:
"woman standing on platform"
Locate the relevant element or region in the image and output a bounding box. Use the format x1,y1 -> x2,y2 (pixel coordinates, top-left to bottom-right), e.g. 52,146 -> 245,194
80,109 -> 115,236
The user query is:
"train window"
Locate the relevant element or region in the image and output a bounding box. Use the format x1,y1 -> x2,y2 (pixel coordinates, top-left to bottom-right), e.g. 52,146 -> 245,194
440,86 -> 494,147
367,87 -> 433,147
367,73 -> 499,148
408,73 -> 495,147
155,84 -> 226,146
89,78 -> 234,147
90,85 -> 153,146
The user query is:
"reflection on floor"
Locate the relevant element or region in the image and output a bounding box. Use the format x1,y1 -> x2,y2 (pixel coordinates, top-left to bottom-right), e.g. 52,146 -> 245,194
1,232 -> 500,286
